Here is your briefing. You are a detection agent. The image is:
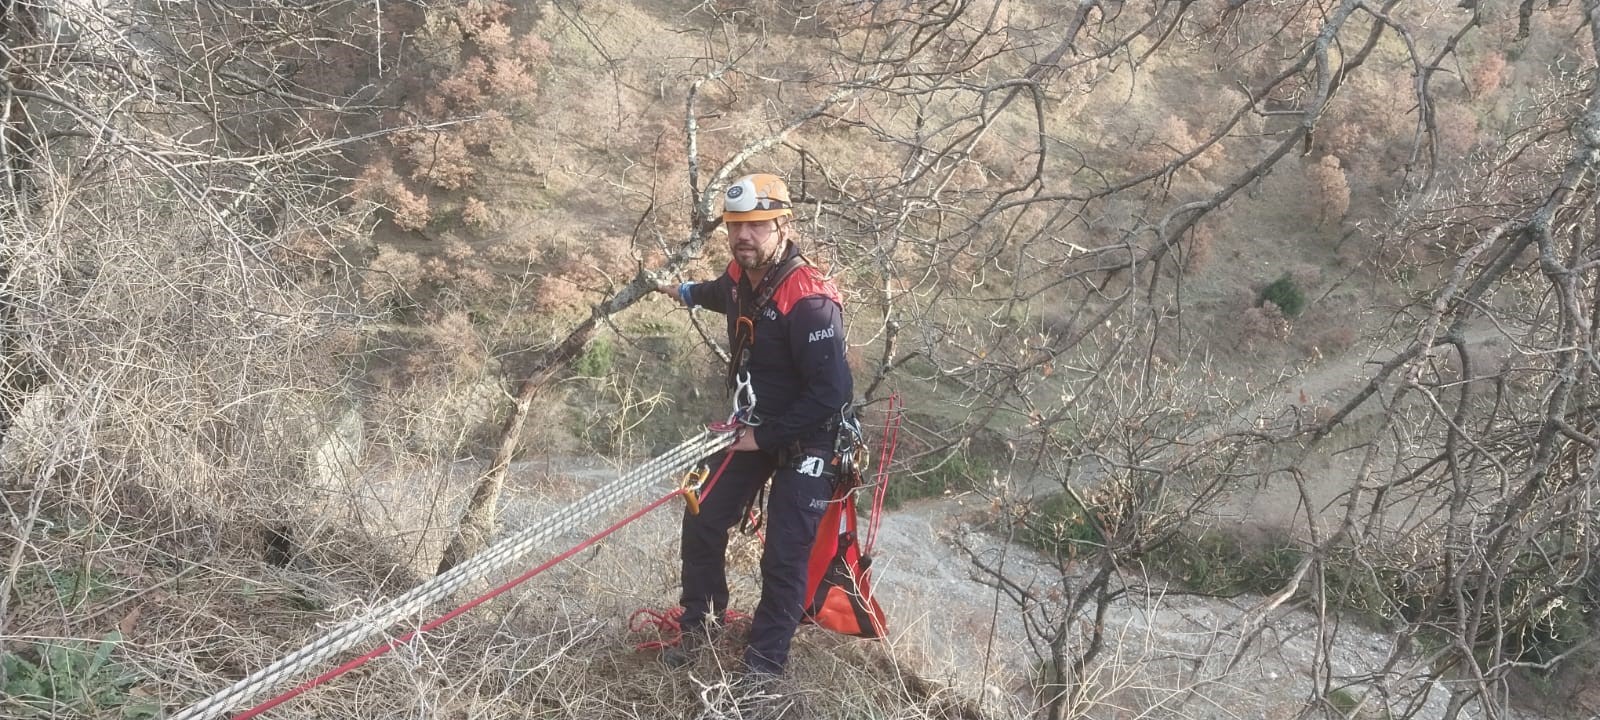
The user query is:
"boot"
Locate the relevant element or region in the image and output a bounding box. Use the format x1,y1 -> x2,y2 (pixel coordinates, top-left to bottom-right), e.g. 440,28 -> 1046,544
660,622 -> 714,668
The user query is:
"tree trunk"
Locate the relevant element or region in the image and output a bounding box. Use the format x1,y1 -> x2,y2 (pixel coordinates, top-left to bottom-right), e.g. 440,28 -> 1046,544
435,272 -> 663,573
0,0 -> 47,446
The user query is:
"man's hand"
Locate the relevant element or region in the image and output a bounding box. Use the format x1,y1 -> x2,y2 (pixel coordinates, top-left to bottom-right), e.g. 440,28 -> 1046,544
728,426 -> 759,452
655,282 -> 684,305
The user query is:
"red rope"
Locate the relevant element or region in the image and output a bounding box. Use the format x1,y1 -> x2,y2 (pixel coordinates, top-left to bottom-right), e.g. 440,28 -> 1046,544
232,437 -> 744,720
696,443 -> 739,507
626,606 -> 751,651
865,394 -> 902,555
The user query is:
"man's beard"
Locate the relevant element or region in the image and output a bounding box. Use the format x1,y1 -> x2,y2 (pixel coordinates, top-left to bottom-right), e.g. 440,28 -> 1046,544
735,240 -> 785,272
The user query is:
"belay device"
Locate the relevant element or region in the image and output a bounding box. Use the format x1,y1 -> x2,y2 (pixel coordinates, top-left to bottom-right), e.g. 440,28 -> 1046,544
801,395 -> 901,638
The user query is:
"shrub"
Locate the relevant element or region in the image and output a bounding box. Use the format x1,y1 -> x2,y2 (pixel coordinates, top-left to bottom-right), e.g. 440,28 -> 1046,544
574,336 -> 615,378
461,197 -> 492,227
365,246 -> 426,300
383,180 -> 432,230
3,632 -> 160,719
1020,492 -> 1103,561
1183,222 -> 1217,272
1260,274 -> 1307,317
1515,591 -> 1594,669
1433,102 -> 1482,156
1470,51 -> 1507,96
1240,302 -> 1293,345
1146,530 -> 1303,596
885,450 -> 987,509
1305,154 -> 1351,226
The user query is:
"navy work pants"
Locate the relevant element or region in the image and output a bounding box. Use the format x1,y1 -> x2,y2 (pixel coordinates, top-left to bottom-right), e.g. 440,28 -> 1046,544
679,446 -> 832,675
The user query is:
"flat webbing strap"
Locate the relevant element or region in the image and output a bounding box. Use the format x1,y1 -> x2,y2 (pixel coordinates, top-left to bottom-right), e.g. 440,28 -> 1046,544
170,428 -> 734,720
725,252 -> 809,391
744,252 -> 808,321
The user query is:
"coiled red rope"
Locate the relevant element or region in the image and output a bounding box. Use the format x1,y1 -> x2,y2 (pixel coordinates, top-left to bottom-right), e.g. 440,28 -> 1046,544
627,606 -> 752,650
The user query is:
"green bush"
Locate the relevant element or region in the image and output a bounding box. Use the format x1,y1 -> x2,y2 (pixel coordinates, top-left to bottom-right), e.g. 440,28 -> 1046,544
1325,687 -> 1362,717
2,632 -> 159,719
1020,493 -> 1103,561
1507,586 -> 1595,670
883,451 -> 986,509
1321,557 -> 1416,623
573,336 -> 615,378
1260,275 -> 1307,316
1147,531 -> 1302,596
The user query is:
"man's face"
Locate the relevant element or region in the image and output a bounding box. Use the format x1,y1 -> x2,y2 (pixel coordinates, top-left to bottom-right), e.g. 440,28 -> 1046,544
727,219 -> 785,271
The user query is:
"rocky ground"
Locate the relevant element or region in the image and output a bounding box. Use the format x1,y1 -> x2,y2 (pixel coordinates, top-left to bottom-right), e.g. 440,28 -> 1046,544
378,448 -> 1551,720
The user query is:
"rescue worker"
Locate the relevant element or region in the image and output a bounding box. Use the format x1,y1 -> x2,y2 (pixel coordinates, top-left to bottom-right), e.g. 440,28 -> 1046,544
654,172 -> 853,679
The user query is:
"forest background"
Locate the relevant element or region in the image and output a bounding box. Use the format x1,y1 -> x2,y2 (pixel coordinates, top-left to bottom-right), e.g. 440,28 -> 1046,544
4,0 -> 1600,719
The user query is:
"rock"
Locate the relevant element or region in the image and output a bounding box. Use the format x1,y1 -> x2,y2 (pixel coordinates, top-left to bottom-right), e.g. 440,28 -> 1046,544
308,406 -> 364,495
0,384 -> 67,479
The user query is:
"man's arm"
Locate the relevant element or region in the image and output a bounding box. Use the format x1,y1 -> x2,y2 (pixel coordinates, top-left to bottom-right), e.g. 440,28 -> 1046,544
751,295 -> 852,451
656,271 -> 732,315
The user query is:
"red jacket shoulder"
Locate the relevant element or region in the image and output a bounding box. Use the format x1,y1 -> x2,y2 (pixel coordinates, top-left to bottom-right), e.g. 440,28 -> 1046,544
775,265 -> 842,315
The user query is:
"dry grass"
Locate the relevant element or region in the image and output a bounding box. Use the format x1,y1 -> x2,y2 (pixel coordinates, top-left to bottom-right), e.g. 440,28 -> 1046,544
4,467 -> 992,720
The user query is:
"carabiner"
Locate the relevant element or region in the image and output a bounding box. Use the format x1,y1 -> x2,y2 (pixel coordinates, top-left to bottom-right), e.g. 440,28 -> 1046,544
734,316 -> 755,350
678,465 -> 710,515
730,370 -> 760,426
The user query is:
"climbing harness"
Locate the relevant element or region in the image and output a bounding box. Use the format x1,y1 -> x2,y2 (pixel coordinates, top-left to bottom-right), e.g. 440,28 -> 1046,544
171,424 -> 744,720
735,403 -> 860,540
723,249 -> 809,396
628,396 -> 902,649
801,394 -> 901,638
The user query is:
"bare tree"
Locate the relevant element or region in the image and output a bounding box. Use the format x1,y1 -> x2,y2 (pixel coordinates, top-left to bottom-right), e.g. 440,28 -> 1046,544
736,0 -> 1600,717
0,0 -> 421,583
6,0 -> 1598,717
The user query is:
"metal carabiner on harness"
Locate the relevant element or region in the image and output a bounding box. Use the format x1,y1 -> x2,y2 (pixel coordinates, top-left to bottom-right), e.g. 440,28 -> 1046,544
678,465 -> 710,515
831,407 -> 872,497
730,370 -> 760,426
834,407 -> 865,455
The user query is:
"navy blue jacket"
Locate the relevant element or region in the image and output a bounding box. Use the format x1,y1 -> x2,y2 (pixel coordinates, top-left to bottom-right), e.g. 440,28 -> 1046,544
685,248 -> 852,452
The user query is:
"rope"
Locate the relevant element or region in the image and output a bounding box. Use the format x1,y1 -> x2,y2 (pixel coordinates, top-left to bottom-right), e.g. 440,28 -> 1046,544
626,607 -> 751,651
865,394 -> 902,555
171,428 -> 734,720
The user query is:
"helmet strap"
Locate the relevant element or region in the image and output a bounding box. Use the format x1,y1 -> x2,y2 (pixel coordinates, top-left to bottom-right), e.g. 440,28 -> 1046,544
756,238 -> 786,271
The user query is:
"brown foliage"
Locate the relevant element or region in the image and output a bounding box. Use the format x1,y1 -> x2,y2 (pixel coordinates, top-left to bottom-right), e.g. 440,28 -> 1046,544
385,181 -> 434,231
462,197 -> 493,228
1304,155 -> 1351,227
1470,52 -> 1508,96
1240,301 -> 1292,345
1316,73 -> 1413,170
1130,115 -> 1227,178
398,131 -> 477,190
367,246 -> 427,300
1433,102 -> 1482,156
1184,222 -> 1217,272
350,0 -> 552,307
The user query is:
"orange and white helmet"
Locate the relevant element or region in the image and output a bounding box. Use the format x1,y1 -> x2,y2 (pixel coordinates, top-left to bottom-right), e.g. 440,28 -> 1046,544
722,173 -> 793,223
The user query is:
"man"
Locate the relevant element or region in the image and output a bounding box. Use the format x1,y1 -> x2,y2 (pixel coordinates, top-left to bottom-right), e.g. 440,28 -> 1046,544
654,172 -> 853,679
